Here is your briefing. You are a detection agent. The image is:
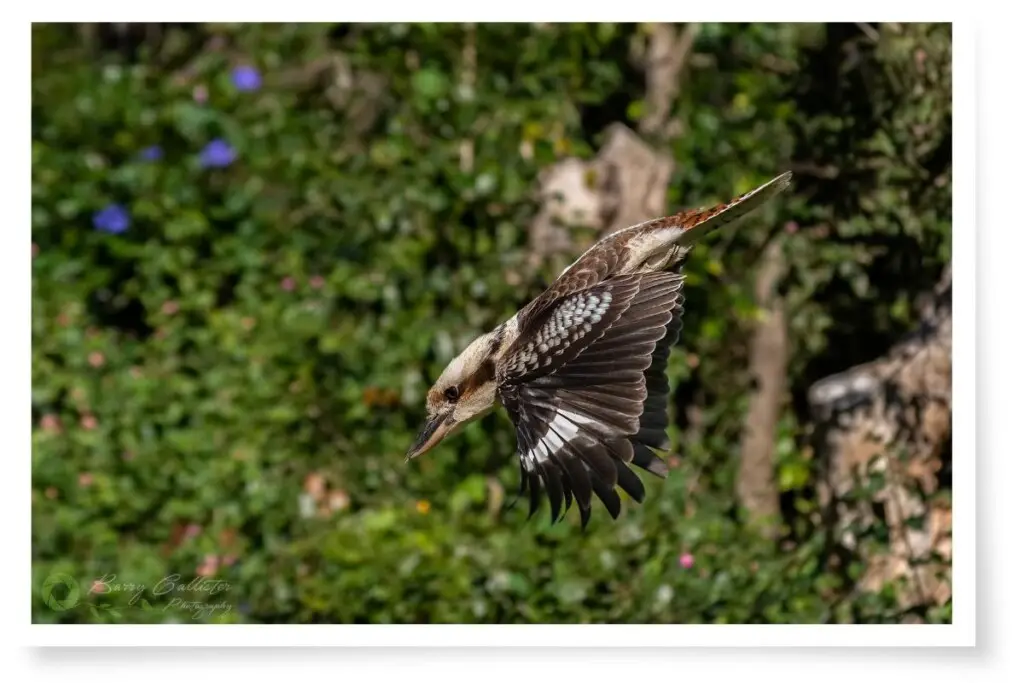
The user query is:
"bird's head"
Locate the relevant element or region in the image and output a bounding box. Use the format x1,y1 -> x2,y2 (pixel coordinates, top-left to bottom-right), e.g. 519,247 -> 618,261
406,330 -> 501,460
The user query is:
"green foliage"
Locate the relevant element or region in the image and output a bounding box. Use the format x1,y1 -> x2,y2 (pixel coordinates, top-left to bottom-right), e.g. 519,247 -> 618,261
32,23 -> 950,624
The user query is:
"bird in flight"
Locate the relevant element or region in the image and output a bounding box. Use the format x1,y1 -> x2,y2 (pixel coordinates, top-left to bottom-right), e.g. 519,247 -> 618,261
407,171 -> 793,527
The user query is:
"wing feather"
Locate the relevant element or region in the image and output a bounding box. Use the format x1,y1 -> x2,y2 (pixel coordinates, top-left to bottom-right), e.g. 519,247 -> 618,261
499,271 -> 684,523
627,288 -> 684,474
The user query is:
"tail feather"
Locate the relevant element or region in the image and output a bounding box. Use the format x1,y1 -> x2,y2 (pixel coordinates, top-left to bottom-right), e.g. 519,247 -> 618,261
611,171 -> 793,274
672,171 -> 793,248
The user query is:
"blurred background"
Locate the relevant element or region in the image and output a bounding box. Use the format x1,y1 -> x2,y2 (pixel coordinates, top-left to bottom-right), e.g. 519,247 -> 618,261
31,22 -> 952,624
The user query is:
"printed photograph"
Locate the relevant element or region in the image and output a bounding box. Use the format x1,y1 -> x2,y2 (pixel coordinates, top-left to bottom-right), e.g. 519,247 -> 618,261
31,22 -> 953,626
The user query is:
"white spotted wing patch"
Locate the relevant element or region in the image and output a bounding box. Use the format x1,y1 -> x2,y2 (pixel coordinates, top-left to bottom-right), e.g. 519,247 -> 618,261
506,288 -> 615,378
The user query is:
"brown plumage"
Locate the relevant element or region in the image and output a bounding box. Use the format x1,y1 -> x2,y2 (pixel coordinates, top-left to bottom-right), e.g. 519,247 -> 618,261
408,171 -> 793,527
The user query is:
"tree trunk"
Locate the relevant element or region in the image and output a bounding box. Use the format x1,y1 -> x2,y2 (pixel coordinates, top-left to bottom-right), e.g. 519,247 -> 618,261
808,264 -> 952,609
736,237 -> 787,534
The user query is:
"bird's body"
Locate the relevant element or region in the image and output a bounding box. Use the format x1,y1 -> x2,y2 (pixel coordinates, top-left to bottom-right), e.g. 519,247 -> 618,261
408,171 -> 793,527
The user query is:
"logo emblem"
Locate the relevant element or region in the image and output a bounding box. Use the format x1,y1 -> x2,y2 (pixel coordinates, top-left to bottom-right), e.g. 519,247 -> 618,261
41,573 -> 80,611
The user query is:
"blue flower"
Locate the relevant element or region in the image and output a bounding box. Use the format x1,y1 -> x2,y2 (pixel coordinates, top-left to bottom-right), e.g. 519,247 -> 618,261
199,139 -> 236,169
93,204 -> 130,234
139,145 -> 163,162
231,65 -> 261,92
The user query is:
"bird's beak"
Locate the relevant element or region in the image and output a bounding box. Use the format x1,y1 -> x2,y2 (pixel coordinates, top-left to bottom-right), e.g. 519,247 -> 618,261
406,411 -> 454,460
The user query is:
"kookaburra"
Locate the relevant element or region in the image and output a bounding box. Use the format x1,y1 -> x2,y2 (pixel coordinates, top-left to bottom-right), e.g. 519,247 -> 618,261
408,171 -> 793,527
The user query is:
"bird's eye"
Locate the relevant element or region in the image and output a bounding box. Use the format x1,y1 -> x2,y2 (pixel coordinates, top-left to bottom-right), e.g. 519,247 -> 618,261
443,386 -> 460,402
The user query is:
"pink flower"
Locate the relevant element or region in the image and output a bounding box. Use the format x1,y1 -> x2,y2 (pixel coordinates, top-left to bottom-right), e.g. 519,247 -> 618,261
184,523 -> 203,539
304,472 -> 326,500
193,84 -> 208,103
40,414 -> 61,434
78,472 -> 94,488
328,490 -> 351,512
197,554 -> 219,577
785,220 -> 799,235
80,414 -> 98,431
161,300 -> 180,316
280,277 -> 296,292
679,553 -> 695,569
88,351 -> 105,368
91,580 -> 107,594
309,275 -> 325,290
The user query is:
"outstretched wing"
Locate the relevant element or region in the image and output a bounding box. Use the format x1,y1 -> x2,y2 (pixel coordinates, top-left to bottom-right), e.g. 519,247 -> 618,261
497,271 -> 684,527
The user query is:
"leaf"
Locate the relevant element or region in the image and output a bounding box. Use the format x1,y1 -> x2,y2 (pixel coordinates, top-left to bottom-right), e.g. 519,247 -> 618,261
411,68 -> 447,101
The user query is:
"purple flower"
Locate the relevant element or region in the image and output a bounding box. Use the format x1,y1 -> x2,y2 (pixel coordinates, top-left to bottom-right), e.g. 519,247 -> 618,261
139,145 -> 163,162
93,204 -> 130,234
231,65 -> 261,92
199,139 -> 236,169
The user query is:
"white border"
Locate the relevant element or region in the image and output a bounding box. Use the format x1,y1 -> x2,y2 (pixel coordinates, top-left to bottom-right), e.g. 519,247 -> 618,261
28,624 -> 970,648
12,3 -> 977,657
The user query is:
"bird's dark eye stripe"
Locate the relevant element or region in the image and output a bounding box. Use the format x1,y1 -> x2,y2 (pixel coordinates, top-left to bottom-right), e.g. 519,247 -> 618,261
444,386 -> 460,401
